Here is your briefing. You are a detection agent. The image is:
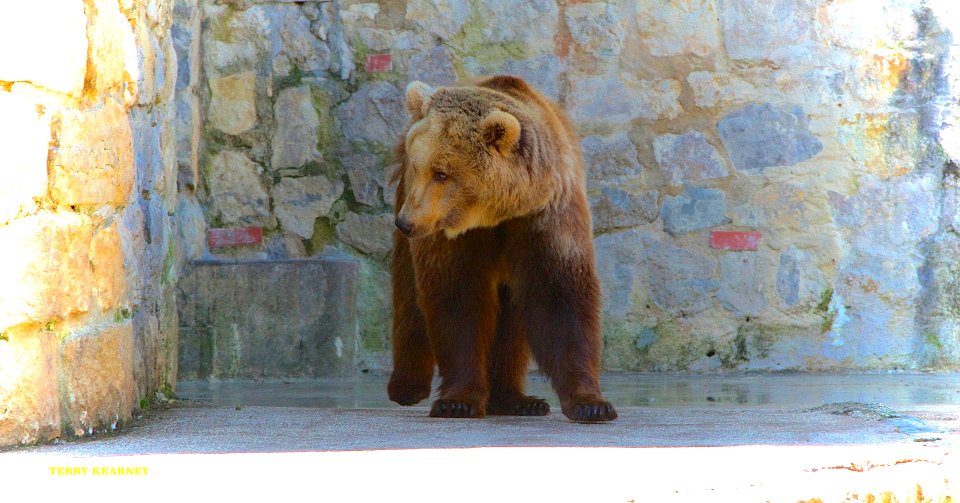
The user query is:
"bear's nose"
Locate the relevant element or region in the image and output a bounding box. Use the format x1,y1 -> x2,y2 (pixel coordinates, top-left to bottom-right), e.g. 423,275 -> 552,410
395,216 -> 414,236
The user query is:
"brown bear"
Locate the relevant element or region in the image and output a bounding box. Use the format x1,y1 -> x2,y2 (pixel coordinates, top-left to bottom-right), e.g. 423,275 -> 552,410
387,75 -> 617,423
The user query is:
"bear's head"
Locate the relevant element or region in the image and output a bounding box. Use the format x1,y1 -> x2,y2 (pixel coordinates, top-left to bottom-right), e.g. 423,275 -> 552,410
395,79 -> 558,239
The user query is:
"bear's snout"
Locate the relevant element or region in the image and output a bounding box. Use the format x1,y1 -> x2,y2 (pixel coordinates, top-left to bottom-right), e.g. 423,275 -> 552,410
395,215 -> 414,236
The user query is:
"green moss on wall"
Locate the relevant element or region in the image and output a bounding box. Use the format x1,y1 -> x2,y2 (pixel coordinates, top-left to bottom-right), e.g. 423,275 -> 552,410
310,86 -> 337,153
602,318 -> 715,371
356,257 -> 391,358
306,217 -> 336,255
448,3 -> 529,73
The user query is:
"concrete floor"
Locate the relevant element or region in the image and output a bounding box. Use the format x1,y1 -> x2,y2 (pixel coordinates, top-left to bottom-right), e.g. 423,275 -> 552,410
4,373 -> 960,501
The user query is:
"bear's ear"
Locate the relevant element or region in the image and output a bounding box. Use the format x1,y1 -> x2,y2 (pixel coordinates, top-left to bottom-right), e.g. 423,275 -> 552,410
405,81 -> 435,119
480,110 -> 521,155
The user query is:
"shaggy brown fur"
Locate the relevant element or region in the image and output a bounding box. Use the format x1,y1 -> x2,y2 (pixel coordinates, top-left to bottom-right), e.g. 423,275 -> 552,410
387,75 -> 617,422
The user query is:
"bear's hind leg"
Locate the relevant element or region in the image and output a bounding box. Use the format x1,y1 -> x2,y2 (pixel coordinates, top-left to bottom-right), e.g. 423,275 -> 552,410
510,223 -> 617,423
487,286 -> 550,416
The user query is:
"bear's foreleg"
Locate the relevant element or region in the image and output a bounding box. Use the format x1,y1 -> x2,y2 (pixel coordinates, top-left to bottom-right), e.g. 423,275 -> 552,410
388,232 -> 434,406
414,234 -> 500,418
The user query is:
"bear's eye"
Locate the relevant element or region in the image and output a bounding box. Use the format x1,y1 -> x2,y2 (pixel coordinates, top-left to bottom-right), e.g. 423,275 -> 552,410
432,171 -> 448,182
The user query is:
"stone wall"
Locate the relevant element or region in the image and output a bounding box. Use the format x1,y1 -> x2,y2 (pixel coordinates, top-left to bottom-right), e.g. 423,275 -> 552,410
1,1 -> 958,448
0,0 -> 182,446
192,0 -> 960,373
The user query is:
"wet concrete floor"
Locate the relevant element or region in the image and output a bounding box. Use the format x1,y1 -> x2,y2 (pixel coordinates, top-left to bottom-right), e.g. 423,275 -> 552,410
5,373 -> 959,501
175,372 -> 960,409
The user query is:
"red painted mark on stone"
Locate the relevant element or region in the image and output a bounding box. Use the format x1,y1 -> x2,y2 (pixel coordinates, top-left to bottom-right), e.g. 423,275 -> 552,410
710,231 -> 762,251
208,227 -> 264,248
365,53 -> 393,73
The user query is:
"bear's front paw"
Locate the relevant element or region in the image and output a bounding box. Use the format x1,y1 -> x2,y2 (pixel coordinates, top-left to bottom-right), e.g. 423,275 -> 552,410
429,399 -> 483,418
488,395 -> 550,416
388,374 -> 432,406
563,400 -> 617,423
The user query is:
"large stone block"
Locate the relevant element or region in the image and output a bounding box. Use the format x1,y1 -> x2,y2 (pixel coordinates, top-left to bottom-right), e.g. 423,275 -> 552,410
209,71 -> 258,136
718,253 -> 767,315
0,1 -> 88,96
730,182 -> 817,230
635,0 -> 721,57
661,187 -> 728,235
836,112 -> 923,179
594,229 -> 649,318
654,131 -> 728,186
175,91 -> 201,188
824,175 -> 940,366
207,149 -> 272,226
51,100 -> 135,207
272,85 -> 322,169
687,71 -> 756,109
474,0 -> 558,54
717,103 -> 823,172
177,193 -> 207,261
129,105 -> 175,204
131,17 -> 159,106
90,222 -> 126,313
355,257 -> 392,370
828,175 -> 939,256
173,0 -> 202,187
0,92 -> 50,223
915,233 -> 960,367
201,3 -> 267,79
776,247 -> 826,308
462,55 -> 564,101
582,132 -> 643,189
273,176 -> 344,239
644,235 -> 719,313
264,4 -> 331,75
567,75 -> 681,126
177,258 -> 360,378
565,2 -> 624,62
590,188 -> 659,232
129,285 -> 178,402
334,81 -> 406,147
409,46 -> 457,86
0,326 -> 61,446
595,229 -> 720,317
819,0 -> 921,52
85,0 -> 138,94
340,2 -> 380,32
59,322 -> 135,437
718,0 -> 816,62
343,151 -> 385,207
0,212 -> 93,331
173,0 -> 200,90
405,0 -> 470,41
335,213 -> 394,257
356,28 -> 425,52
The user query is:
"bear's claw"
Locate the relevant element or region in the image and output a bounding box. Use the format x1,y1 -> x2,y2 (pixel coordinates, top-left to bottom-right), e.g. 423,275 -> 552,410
565,400 -> 617,423
429,399 -> 482,418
